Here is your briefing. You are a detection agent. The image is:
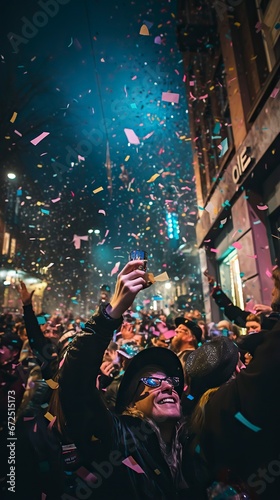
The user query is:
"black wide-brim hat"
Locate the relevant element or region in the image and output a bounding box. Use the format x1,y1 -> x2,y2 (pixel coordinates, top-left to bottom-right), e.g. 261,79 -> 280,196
175,317 -> 202,343
115,347 -> 184,414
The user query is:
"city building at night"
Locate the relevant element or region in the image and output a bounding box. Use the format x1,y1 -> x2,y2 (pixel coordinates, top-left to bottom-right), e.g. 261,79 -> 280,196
178,0 -> 280,322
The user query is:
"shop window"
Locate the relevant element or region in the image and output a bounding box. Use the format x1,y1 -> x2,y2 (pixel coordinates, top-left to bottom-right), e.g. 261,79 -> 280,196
269,207 -> 280,266
2,232 -> 10,255
10,238 -> 16,258
219,249 -> 245,310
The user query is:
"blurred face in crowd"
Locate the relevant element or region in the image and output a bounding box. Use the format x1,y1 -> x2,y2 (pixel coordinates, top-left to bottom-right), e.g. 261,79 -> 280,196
18,326 -> 28,342
271,283 -> 280,311
246,320 -> 261,334
172,324 -> 195,352
192,309 -> 202,320
183,311 -> 194,321
120,322 -> 135,340
132,370 -> 181,423
133,334 -> 143,346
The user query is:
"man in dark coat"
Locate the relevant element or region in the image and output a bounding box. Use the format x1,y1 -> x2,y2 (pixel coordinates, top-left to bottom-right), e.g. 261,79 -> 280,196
187,320 -> 280,499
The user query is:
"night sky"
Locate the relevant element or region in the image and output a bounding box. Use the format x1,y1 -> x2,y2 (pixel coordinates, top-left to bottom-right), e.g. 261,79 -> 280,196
0,0 -> 201,313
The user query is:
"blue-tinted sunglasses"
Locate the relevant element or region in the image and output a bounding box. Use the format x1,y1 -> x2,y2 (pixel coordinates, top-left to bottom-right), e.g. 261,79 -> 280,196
140,376 -> 180,388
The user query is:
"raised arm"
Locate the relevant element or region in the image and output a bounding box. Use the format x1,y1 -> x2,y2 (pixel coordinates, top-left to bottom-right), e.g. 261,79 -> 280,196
204,270 -> 248,327
58,261 -> 146,453
17,281 -> 57,379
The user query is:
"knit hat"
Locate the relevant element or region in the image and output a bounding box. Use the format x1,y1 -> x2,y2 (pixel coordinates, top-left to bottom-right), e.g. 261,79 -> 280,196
185,337 -> 239,398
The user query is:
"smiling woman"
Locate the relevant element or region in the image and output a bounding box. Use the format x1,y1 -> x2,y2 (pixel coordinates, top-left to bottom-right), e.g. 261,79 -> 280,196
55,262 -> 190,499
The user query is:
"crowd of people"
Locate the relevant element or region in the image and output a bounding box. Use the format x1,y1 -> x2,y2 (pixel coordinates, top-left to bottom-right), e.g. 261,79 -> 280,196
1,262 -> 280,499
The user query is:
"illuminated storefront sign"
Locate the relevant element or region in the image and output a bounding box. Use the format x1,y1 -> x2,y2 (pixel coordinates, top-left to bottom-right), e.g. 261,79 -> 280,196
232,146 -> 254,184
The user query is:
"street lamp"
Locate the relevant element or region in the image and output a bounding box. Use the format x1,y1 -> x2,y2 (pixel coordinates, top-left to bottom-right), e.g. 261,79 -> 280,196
7,173 -> 16,180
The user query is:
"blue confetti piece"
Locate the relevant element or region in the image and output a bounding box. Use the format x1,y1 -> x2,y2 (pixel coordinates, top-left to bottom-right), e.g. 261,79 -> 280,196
195,444 -> 201,454
213,122 -> 221,135
187,394 -> 194,400
41,208 -> 50,215
235,412 -> 261,432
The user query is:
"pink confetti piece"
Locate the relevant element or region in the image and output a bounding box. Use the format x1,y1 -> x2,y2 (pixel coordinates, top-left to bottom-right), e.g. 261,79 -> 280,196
270,88 -> 279,98
33,422 -> 37,432
131,75 -> 137,80
122,456 -> 145,474
189,81 -> 195,86
78,155 -> 85,162
154,36 -> 161,44
76,466 -> 99,483
231,241 -> 242,250
23,417 -> 35,421
14,130 -> 22,137
256,204 -> 268,210
163,330 -> 176,339
72,234 -> 89,250
124,85 -> 128,97
183,75 -> 186,82
111,262 -> 120,276
124,128 -> 140,145
97,238 -> 106,246
265,269 -> 272,278
30,132 -> 50,146
161,92 -> 180,104
104,229 -> 109,238
210,248 -> 220,253
47,416 -> 57,430
98,209 -> 106,215
199,94 -> 208,100
142,131 -> 154,140
51,198 -> 61,203
59,357 -> 65,369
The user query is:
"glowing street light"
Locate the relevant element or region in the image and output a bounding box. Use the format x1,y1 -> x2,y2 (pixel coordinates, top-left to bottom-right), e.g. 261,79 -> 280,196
7,173 -> 16,180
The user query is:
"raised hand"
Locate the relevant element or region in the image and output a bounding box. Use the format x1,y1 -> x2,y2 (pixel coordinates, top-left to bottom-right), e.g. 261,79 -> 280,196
100,361 -> 115,378
107,260 -> 147,319
203,269 -> 216,285
16,280 -> 35,306
254,304 -> 272,315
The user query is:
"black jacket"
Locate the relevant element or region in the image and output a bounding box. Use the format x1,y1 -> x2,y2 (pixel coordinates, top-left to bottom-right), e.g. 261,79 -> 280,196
59,307 -> 191,499
199,321 -> 280,499
211,286 -> 280,330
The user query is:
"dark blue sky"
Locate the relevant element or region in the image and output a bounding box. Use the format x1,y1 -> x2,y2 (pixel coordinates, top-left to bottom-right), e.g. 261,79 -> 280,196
0,0 -> 199,308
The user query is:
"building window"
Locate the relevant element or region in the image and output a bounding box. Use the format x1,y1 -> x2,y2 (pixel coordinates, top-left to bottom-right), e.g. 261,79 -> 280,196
2,232 -> 10,255
10,238 -> 16,258
230,0 -> 269,108
269,207 -> 280,266
219,249 -> 245,310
